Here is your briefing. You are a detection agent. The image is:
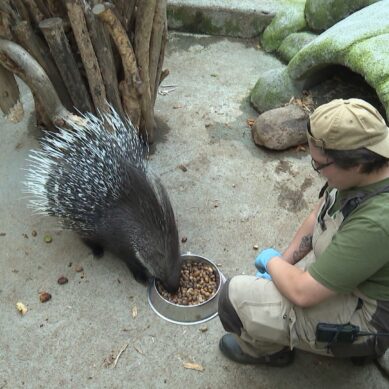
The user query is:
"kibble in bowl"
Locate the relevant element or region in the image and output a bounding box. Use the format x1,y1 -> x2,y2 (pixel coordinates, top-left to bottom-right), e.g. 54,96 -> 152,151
148,253 -> 226,324
156,261 -> 218,306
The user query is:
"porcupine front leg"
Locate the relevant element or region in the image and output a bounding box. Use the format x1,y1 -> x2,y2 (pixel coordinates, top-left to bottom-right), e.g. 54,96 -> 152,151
124,259 -> 150,285
82,238 -> 105,258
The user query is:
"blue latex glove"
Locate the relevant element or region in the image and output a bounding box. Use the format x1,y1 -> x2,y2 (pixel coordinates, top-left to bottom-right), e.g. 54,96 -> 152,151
255,248 -> 282,277
256,270 -> 272,280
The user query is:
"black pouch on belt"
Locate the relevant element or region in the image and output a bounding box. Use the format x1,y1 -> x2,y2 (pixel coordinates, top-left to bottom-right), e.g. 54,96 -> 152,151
316,323 -> 360,344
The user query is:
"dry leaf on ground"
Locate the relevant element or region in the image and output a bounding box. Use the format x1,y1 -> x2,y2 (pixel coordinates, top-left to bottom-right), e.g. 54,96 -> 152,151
246,119 -> 255,128
183,362 -> 204,371
16,302 -> 28,315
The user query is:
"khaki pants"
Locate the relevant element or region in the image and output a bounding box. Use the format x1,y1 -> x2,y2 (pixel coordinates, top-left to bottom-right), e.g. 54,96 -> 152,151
226,275 -> 379,358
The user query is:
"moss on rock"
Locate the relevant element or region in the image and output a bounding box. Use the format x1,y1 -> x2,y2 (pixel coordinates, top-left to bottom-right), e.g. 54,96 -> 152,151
345,34 -> 389,120
305,0 -> 380,32
167,5 -> 276,39
167,8 -> 223,35
289,1 -> 389,80
250,67 -> 304,113
260,1 -> 306,53
277,32 -> 317,63
252,1 -> 389,119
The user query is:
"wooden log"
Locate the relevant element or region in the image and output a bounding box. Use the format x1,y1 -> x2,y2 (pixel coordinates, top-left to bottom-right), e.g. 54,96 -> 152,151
0,63 -> 22,121
160,68 -> 169,84
39,17 -> 93,113
149,0 -> 167,104
0,10 -> 13,39
0,38 -> 72,125
134,0 -> 157,142
0,1 -> 20,24
13,20 -> 73,111
13,0 -> 31,23
112,0 -> 136,32
46,0 -> 67,19
65,0 -> 108,114
33,0 -> 50,19
118,79 -> 140,126
93,3 -> 139,84
32,90 -> 53,129
83,1 -> 122,115
21,0 -> 45,24
93,3 -> 141,129
155,28 -> 169,103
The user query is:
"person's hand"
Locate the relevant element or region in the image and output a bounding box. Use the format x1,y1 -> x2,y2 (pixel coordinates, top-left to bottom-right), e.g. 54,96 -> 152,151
255,248 -> 282,276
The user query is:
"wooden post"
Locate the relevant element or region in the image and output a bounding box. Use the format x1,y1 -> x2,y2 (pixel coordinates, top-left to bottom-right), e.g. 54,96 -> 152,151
134,0 -> 157,142
0,9 -> 13,40
1,0 -> 168,142
33,0 -> 50,18
13,20 -> 73,111
65,0 -> 108,114
93,3 -> 141,129
39,17 -> 93,113
83,1 -> 123,115
13,0 -> 32,24
46,1 -> 67,19
149,0 -> 167,104
21,0 -> 45,24
0,38 -> 69,123
111,0 -> 137,32
0,64 -> 22,121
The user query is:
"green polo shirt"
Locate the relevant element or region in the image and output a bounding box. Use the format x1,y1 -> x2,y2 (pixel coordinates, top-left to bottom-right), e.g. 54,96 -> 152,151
308,178 -> 389,300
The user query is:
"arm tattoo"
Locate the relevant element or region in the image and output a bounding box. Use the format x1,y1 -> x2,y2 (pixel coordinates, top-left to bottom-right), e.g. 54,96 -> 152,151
292,234 -> 313,264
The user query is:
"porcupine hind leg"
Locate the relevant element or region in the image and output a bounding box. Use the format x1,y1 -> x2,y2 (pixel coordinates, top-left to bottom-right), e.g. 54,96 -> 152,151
82,238 -> 105,258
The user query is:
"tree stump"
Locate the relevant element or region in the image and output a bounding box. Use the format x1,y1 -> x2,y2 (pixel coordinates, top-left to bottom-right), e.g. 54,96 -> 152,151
0,0 -> 168,143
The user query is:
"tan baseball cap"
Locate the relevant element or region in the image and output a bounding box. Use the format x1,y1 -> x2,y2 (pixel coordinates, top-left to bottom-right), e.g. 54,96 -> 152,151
308,98 -> 389,158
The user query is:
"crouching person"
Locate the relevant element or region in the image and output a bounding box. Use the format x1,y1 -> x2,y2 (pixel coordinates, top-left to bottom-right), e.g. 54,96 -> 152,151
218,98 -> 389,366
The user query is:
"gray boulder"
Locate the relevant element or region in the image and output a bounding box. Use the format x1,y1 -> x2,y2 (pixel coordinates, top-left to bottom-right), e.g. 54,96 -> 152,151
277,32 -> 318,63
305,0 -> 380,32
250,66 -> 305,114
260,0 -> 306,52
252,104 -> 308,150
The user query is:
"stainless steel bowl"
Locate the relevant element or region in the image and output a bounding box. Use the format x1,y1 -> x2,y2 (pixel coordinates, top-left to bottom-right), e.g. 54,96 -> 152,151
148,253 -> 226,325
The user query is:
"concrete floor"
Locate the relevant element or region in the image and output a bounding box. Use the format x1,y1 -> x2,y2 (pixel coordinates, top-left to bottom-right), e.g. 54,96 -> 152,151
1,32 -> 388,388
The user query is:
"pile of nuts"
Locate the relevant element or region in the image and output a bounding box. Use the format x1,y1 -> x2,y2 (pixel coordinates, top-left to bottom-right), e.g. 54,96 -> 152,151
157,261 -> 218,305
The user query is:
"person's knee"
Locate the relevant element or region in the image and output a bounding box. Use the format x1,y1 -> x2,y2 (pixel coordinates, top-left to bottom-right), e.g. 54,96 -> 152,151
218,278 -> 243,336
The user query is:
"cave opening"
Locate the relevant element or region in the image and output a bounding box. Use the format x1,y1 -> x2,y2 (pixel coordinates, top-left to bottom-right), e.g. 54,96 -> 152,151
307,65 -> 386,119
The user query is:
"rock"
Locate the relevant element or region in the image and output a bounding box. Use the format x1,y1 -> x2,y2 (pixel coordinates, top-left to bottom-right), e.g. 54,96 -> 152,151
167,2 -> 275,39
277,32 -> 318,63
252,104 -> 308,150
260,1 -> 306,52
252,1 -> 389,120
305,0 -> 380,32
250,66 -> 305,114
289,1 -> 389,120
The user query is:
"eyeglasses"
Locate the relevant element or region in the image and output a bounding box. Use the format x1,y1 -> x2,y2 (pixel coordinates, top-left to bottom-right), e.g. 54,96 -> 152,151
311,158 -> 335,173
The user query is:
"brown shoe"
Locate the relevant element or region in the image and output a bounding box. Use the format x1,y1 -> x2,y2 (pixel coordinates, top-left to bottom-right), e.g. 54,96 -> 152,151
219,334 -> 294,367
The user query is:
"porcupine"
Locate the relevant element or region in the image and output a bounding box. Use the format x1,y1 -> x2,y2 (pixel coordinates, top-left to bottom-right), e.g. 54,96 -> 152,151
24,108 -> 181,292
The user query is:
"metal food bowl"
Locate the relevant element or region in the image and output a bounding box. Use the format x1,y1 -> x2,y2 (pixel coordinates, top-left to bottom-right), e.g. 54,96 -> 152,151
148,253 -> 226,325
